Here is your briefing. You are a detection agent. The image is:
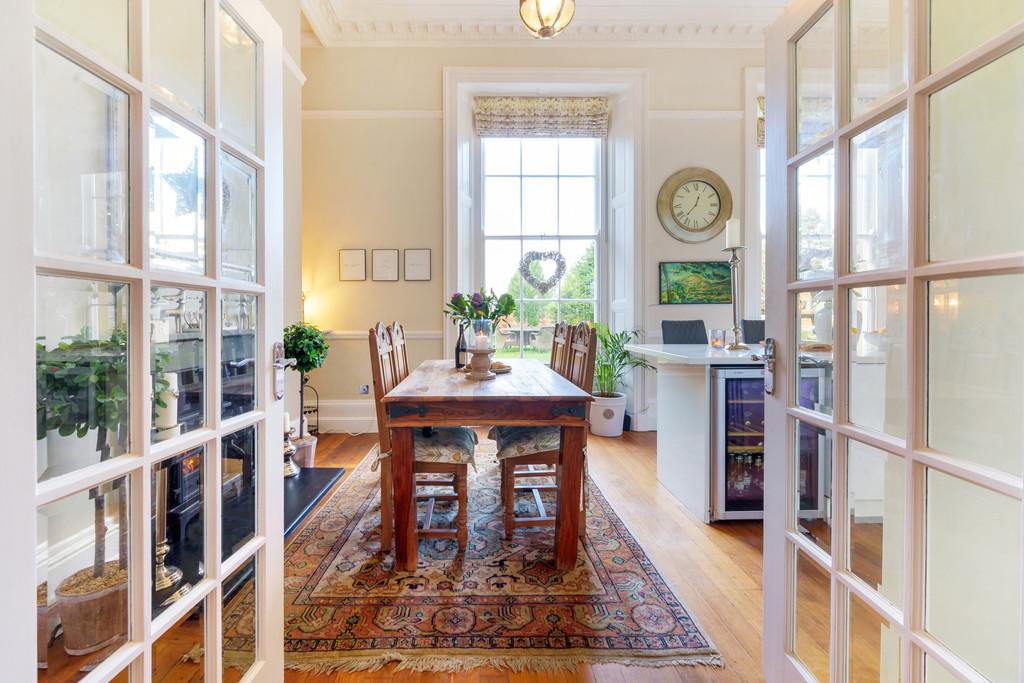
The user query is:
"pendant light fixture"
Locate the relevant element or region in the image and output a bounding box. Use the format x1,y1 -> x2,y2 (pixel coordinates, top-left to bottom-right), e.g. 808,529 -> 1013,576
519,0 -> 575,39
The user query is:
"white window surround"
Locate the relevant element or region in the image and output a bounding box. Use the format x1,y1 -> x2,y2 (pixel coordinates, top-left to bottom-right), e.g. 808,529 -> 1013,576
443,67 -> 648,417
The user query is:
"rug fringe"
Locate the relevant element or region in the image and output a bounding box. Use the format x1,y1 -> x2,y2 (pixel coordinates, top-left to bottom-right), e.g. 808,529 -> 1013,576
284,652 -> 724,674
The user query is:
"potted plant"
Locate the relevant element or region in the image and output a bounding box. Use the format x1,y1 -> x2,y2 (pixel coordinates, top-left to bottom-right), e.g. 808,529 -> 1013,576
283,322 -> 330,466
591,325 -> 655,437
36,328 -> 131,655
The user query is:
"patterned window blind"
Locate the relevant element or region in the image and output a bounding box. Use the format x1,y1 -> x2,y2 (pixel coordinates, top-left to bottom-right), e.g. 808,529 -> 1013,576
474,96 -> 611,138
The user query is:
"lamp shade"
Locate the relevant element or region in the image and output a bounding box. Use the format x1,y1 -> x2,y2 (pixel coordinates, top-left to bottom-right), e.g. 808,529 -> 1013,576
519,0 -> 575,39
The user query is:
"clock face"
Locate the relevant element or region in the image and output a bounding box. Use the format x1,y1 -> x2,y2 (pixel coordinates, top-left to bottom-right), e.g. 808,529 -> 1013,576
671,180 -> 721,231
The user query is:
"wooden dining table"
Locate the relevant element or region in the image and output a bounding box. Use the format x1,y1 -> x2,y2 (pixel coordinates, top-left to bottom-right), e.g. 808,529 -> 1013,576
382,358 -> 593,571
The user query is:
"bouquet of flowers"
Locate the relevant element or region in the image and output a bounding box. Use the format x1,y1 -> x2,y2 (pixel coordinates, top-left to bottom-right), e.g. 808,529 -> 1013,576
444,289 -> 516,327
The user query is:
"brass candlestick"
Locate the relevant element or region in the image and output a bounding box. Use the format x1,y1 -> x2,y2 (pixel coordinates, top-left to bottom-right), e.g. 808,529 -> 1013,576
722,246 -> 749,351
283,428 -> 301,478
154,465 -> 191,606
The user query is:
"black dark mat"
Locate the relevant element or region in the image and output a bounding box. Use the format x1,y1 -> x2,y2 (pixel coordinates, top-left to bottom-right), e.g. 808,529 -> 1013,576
284,467 -> 346,538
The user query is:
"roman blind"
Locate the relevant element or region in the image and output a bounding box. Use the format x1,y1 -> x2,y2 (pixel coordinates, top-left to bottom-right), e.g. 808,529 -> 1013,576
473,96 -> 611,138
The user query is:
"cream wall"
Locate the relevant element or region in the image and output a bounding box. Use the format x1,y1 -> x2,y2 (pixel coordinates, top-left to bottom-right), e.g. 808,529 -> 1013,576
301,45 -> 763,418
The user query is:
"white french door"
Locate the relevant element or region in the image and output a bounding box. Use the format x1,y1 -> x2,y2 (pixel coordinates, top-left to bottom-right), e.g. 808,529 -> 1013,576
764,1 -> 1023,681
2,0 -> 284,680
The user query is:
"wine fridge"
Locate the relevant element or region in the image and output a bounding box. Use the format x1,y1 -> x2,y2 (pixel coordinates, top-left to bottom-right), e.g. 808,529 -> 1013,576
710,367 -> 830,521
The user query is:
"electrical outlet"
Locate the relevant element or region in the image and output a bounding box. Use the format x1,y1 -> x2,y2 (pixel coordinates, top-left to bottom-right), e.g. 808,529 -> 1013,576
359,384 -> 370,395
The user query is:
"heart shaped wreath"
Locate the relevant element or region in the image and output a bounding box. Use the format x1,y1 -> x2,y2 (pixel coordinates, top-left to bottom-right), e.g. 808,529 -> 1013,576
519,250 -> 567,295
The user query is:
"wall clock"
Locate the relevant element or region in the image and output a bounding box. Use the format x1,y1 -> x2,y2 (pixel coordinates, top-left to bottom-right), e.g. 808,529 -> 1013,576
656,167 -> 733,243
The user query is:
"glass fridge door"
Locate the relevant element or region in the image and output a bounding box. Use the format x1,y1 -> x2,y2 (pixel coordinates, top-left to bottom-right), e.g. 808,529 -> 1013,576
723,375 -> 766,512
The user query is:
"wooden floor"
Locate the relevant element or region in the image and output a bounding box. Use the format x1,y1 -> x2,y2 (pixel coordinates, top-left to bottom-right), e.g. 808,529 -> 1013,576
284,430 -> 766,683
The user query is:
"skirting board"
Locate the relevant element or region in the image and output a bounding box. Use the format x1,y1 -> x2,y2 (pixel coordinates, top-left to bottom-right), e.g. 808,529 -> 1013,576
318,399 -> 657,433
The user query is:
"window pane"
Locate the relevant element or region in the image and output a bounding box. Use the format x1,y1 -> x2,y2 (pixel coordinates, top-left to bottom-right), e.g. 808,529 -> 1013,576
848,591 -> 902,682
559,138 -> 597,175
522,177 -> 557,235
222,558 -> 257,681
36,276 -> 130,482
220,8 -> 258,151
522,301 -> 558,359
151,287 -> 206,441
484,239 -> 521,297
930,0 -> 1024,71
36,0 -> 128,68
37,475 -> 130,674
793,548 -> 831,682
924,655 -> 961,683
222,294 -> 257,418
796,150 -> 835,280
222,426 -> 257,560
926,469 -> 1021,682
796,8 -> 835,150
928,275 -> 1024,477
797,290 -> 834,417
559,177 -> 597,235
560,240 -> 596,300
850,0 -> 908,118
851,113 -> 907,273
561,301 -> 595,326
847,441 -> 905,607
522,239 -> 559,301
521,138 -> 557,175
221,152 -> 258,282
152,447 -> 205,618
483,177 -> 520,236
483,138 -> 521,175
152,603 -> 204,682
151,0 -> 206,116
849,285 -> 906,439
35,44 -> 129,263
149,112 -> 207,275
797,421 -> 832,553
929,48 -> 1023,262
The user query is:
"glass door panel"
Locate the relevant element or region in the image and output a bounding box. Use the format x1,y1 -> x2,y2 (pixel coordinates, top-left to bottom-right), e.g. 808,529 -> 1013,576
221,293 -> 257,418
849,285 -> 906,438
847,441 -> 904,607
150,0 -> 207,116
221,152 -> 259,282
151,287 -> 207,441
849,0 -> 908,117
848,591 -> 902,682
149,112 -> 208,275
794,549 -> 832,681
796,150 -> 836,280
850,113 -> 907,273
796,8 -> 836,151
35,0 -> 129,68
219,8 -> 258,152
152,448 -> 206,619
930,0 -> 1024,71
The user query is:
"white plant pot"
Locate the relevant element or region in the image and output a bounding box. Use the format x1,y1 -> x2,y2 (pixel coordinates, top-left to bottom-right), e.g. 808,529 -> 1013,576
590,392 -> 626,438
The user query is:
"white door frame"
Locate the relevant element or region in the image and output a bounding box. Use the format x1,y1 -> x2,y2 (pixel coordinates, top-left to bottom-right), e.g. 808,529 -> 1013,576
1,0 -> 284,678
764,1 -> 1024,681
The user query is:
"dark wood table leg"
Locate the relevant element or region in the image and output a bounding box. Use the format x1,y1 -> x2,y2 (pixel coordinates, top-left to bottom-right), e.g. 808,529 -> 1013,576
554,424 -> 585,571
390,426 -> 417,571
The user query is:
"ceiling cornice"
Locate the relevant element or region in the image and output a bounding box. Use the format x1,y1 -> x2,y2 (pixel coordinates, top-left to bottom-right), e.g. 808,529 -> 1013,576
301,1 -> 782,49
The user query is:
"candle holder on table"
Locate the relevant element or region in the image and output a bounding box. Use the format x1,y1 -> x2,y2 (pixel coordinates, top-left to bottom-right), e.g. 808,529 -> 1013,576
283,427 -> 301,478
722,246 -> 749,351
466,319 -> 496,381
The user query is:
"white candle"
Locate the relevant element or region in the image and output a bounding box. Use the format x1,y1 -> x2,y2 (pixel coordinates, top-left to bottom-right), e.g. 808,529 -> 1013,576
475,331 -> 488,350
283,411 -> 291,435
725,218 -> 743,249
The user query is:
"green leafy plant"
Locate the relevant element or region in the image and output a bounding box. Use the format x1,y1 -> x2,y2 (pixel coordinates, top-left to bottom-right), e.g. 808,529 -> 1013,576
283,322 -> 330,434
593,325 -> 655,397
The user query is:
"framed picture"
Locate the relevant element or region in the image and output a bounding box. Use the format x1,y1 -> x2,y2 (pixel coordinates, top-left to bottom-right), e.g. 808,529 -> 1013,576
658,261 -> 732,305
372,249 -> 400,281
339,249 -> 366,281
404,249 -> 431,281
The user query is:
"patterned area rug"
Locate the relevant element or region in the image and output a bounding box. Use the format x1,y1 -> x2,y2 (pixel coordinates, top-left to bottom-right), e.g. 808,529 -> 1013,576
224,442 -> 722,673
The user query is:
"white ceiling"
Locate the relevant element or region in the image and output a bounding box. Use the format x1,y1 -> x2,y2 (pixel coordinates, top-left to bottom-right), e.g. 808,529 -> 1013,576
301,0 -> 789,48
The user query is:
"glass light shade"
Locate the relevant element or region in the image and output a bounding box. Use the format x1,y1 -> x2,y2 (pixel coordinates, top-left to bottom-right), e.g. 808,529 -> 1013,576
520,0 -> 575,39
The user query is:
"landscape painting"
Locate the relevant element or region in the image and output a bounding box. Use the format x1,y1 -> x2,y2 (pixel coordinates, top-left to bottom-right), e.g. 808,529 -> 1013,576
659,261 -> 732,305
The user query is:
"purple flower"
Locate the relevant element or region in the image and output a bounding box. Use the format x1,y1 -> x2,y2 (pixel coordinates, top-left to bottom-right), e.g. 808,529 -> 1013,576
471,292 -> 484,308
450,292 -> 462,305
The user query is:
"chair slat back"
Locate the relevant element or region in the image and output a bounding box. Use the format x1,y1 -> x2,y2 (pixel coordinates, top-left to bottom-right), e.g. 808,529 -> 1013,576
390,321 -> 411,381
550,321 -> 572,377
565,322 -> 597,394
368,322 -> 400,453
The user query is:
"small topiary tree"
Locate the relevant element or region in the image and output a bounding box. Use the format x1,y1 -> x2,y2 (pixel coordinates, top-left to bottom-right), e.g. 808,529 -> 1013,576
282,322 -> 330,436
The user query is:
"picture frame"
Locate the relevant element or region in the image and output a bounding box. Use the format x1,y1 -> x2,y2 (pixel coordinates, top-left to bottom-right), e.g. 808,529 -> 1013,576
403,249 -> 432,281
372,249 -> 400,282
339,249 -> 366,281
658,261 -> 732,305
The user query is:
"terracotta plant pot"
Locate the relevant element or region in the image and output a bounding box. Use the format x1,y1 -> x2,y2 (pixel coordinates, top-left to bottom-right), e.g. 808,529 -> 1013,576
293,435 -> 318,468
56,565 -> 128,656
37,586 -> 58,669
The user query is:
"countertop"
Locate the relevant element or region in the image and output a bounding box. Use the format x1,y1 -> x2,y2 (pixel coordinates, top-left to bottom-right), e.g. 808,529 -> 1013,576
624,343 -> 765,366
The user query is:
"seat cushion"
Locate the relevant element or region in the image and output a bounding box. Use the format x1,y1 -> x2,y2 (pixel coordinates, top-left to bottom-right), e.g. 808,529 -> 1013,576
487,425 -> 561,460
412,427 -> 477,467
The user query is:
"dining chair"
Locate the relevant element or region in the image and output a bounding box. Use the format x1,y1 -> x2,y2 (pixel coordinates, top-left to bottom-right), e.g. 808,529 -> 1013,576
661,319 -> 709,344
491,322 -> 597,539
549,321 -> 572,375
742,319 -> 766,345
368,322 -> 477,551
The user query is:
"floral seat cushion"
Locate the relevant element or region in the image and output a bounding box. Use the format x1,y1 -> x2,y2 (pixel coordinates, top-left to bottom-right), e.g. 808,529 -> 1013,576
373,427 -> 478,470
487,425 -> 561,460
